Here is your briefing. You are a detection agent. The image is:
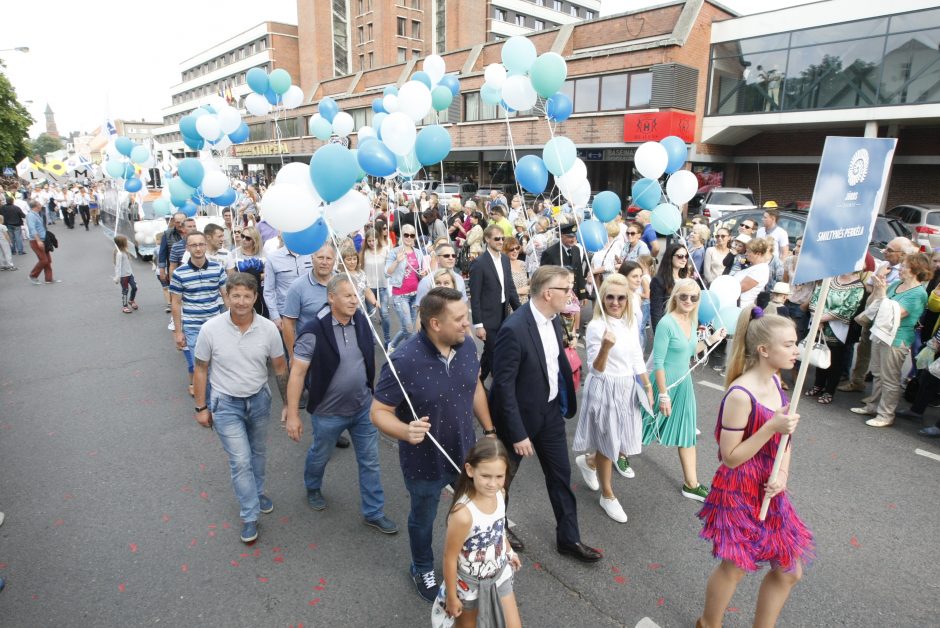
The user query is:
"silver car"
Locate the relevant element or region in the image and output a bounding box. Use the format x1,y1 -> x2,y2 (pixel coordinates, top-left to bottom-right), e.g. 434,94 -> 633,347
886,204 -> 940,250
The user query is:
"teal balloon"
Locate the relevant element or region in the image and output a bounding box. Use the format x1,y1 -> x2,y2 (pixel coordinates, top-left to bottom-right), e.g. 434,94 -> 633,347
349,149 -> 366,182
124,177 -> 142,193
115,137 -> 134,157
577,219 -> 607,253
631,178 -> 663,211
177,158 -> 205,189
228,123 -> 249,144
397,151 -> 422,177
372,112 -> 387,139
183,134 -> 205,151
268,68 -> 292,95
699,290 -> 721,325
283,217 -> 330,255
650,202 -> 681,235
319,97 -> 338,123
660,135 -> 688,175
514,155 -> 548,194
246,67 -> 269,94
382,85 -> 398,97
357,140 -> 397,177
180,200 -> 198,218
130,145 -> 150,165
592,191 -> 621,223
152,198 -> 171,216
309,144 -> 358,202
210,188 -> 237,206
501,36 -> 537,74
715,306 -> 743,335
411,71 -> 432,89
414,125 -> 451,166
169,176 -> 195,203
179,115 -> 199,139
123,163 -> 137,179
310,116 -> 333,141
431,86 -> 453,112
529,52 -> 568,98
105,160 -> 125,178
542,137 -> 576,176
481,83 -> 501,105
439,75 -> 460,97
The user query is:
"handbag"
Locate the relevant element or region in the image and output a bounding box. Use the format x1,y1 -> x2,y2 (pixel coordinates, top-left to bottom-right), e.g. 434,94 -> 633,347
798,328 -> 831,369
915,346 -> 936,370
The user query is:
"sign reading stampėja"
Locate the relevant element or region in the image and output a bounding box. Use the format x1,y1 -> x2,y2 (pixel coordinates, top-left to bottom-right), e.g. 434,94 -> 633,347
793,136 -> 897,286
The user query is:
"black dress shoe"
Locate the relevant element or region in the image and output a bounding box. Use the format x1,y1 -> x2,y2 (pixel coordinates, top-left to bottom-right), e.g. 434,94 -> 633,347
919,425 -> 940,437
335,434 -> 351,448
896,409 -> 924,421
556,541 -> 602,563
506,527 -> 525,552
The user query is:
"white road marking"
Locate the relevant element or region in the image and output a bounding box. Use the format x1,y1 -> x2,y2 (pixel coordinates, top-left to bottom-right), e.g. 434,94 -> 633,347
635,618 -> 662,628
698,380 -> 725,391
915,448 -> 940,462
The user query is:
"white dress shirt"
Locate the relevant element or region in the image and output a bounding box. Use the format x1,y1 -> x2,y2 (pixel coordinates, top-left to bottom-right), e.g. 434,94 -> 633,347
531,304 -> 559,401
488,249 -> 506,303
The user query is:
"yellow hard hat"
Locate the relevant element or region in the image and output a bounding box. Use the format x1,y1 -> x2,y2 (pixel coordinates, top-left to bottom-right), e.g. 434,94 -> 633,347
763,200 -> 778,208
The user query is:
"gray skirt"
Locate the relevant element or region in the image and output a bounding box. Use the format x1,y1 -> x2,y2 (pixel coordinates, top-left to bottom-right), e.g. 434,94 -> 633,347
572,370 -> 643,460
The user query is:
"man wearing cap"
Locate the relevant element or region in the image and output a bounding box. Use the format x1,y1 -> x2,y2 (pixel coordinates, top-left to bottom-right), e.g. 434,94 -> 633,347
540,222 -> 588,303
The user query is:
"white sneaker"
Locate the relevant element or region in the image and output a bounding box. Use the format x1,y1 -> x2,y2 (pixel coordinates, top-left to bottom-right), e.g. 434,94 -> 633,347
850,407 -> 874,416
575,454 -> 599,491
615,455 -> 635,479
599,496 -> 628,523
167,318 -> 175,331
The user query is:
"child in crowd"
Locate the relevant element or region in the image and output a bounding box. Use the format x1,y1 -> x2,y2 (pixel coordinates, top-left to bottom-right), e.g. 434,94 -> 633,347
0,215 -> 16,271
113,236 -> 138,314
340,246 -> 377,309
637,254 -> 656,350
433,438 -> 521,628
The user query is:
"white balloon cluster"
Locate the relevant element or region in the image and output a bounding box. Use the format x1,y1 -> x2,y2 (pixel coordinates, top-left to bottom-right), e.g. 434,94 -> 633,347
133,219 -> 169,246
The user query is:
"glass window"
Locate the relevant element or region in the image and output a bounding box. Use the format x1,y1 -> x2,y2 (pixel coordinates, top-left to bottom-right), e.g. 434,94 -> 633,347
397,47 -> 406,62
880,29 -> 940,104
890,7 -> 940,33
560,79 -> 574,102
628,72 -> 652,108
570,6 -> 578,17
585,11 -> 593,19
600,74 -> 627,110
495,8 -> 505,21
412,0 -> 421,8
573,77 -> 599,113
554,1 -> 562,11
515,15 -> 525,27
248,123 -> 270,142
279,117 -> 301,138
709,49 -> 789,114
368,52 -> 373,68
791,17 -> 888,47
464,92 -> 480,122
785,37 -> 883,110
397,17 -> 406,36
351,107 -> 373,129
534,20 -> 544,31
413,49 -> 421,59
712,34 -> 791,58
358,0 -> 363,13
358,26 -> 364,44
412,20 -> 421,39
368,23 -> 373,40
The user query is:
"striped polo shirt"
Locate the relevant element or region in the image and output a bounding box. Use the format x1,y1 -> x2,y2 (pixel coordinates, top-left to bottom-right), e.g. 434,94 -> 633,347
169,259 -> 227,330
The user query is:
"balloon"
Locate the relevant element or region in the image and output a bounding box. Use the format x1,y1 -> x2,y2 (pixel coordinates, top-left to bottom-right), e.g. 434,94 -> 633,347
698,290 -> 721,325
264,88 -> 281,106
201,170 -> 229,197
325,190 -> 371,236
439,74 -> 460,97
557,158 -> 587,196
567,178 -> 592,207
397,151 -> 422,177
631,178 -> 663,211
129,145 -> 149,165
115,137 -> 134,157
577,219 -> 607,253
332,111 -> 355,137
709,276 -> 742,308
261,183 -> 319,232
414,125 -> 451,166
715,306 -> 743,335
196,115 -> 221,141
275,162 -> 322,204
372,98 -> 385,114
635,141 -> 668,179
349,149 -> 366,182
268,68 -> 292,95
152,198 -> 171,216
423,55 -> 446,84
431,86 -> 453,112
205,95 -> 228,112
319,97 -> 339,123
501,75 -> 538,111
501,36 -> 537,74
180,200 -> 198,218
481,83 -> 502,105
105,160 -> 125,178
210,188 -> 237,207
380,112 -> 417,156
124,178 -> 142,193
179,115 -> 199,139
246,67 -> 269,94
282,85 -> 304,109
546,92 -> 572,122
514,155 -> 548,195
357,125 -> 376,142
383,85 -> 398,97
660,135 -> 688,175
309,144 -> 358,203
665,170 -> 698,206
499,100 -> 516,114
372,112 -> 388,138
190,107 -> 208,120
357,140 -> 397,177
183,134 -> 205,151
650,202 -> 681,235
397,80 -> 432,122
216,105 -> 241,134
283,216 -> 330,255
228,122 -> 249,144
169,176 -> 195,203
411,71 -> 432,90
245,93 -> 271,116
592,191 -> 621,223
213,135 -> 232,151
170,195 -> 189,209
542,136 -> 577,176
483,63 -> 507,89
382,94 -> 399,113
177,158 -> 205,189
529,52 -> 568,98
309,114 -> 333,141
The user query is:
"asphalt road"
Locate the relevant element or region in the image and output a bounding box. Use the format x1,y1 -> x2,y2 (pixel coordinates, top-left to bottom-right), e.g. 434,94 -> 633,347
1,225 -> 938,627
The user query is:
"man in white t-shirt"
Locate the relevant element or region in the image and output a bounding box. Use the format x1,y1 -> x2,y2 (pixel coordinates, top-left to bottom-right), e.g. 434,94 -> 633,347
756,206 -> 789,259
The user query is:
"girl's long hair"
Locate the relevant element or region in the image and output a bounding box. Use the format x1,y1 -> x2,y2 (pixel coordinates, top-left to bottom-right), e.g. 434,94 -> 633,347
113,235 -> 128,264
724,306 -> 796,385
656,243 -> 690,295
449,438 -> 512,513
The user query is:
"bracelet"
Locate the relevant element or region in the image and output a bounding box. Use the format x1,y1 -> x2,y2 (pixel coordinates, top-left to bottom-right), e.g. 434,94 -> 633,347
644,383 -> 653,389
658,394 -> 670,401
483,428 -> 496,436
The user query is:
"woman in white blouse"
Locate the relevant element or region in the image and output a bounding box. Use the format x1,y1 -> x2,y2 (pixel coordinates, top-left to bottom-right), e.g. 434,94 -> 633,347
734,237 -> 771,308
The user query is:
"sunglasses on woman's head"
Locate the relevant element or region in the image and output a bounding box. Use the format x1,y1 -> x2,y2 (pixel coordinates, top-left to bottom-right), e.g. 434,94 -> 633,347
677,293 -> 699,303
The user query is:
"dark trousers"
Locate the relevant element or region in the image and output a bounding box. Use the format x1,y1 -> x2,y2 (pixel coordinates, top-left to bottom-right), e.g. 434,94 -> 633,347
120,276 -> 138,306
910,369 -> 940,415
78,205 -> 90,230
503,399 -> 580,547
479,327 -> 499,382
784,300 -> 809,341
813,339 -> 849,395
64,208 -> 75,229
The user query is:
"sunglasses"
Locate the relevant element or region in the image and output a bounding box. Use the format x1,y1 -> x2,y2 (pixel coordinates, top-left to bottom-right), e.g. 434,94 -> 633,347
438,253 -> 456,258
715,234 -> 728,239
674,254 -> 688,259
402,233 -> 416,238
677,293 -> 700,303
491,236 -> 504,241
604,294 -> 628,303
741,224 -> 754,229
626,231 -> 639,235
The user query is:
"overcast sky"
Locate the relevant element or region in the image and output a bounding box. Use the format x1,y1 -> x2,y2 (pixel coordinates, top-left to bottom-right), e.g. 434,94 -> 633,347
8,0 -> 812,138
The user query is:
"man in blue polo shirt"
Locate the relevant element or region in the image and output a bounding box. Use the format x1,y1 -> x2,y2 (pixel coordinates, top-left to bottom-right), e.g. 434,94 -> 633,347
371,287 -> 497,603
636,209 -> 661,258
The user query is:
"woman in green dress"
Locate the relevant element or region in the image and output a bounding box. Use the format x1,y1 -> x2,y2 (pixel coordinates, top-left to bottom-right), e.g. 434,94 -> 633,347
643,278 -> 725,502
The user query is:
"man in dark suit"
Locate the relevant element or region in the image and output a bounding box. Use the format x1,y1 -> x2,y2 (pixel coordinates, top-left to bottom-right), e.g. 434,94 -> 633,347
470,224 -> 520,382
540,221 -> 589,304
490,265 -> 602,563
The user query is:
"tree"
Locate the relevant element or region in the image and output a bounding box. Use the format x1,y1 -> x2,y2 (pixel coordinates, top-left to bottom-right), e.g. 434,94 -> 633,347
29,133 -> 64,159
0,61 -> 33,167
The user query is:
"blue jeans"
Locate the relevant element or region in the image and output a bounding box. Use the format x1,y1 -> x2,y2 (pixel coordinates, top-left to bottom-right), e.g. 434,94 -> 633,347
639,300 -> 651,351
390,292 -> 418,349
9,226 -> 23,255
210,386 -> 272,522
304,405 -> 385,520
368,287 -> 392,346
184,325 -> 211,398
402,472 -> 457,573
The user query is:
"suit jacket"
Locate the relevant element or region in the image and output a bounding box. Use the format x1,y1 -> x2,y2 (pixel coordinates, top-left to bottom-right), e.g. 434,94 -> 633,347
540,244 -> 588,300
490,302 -> 577,445
469,251 -> 520,330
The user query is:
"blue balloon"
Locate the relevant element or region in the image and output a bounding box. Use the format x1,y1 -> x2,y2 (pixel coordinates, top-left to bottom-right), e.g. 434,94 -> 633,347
124,177 -> 142,193
177,158 -> 205,189
372,112 -> 387,139
715,305 -> 742,335
246,67 -> 269,94
264,88 -> 281,106
180,200 -> 198,218
115,137 -> 134,157
283,217 -> 330,255
481,83 -> 501,105
439,75 -> 460,97
411,71 -> 432,89
179,115 -> 199,139
631,178 -> 663,211
228,122 -> 249,144
414,125 -> 452,166
382,85 -> 398,97
183,134 -> 205,151
170,195 -> 188,209
650,202 -> 682,235
123,163 -> 137,179
698,290 -> 721,325
210,188 -> 237,207
202,105 -> 216,114
105,160 -> 125,178
372,98 -> 386,114
546,92 -> 573,123
514,155 -> 548,195
192,191 -> 212,206
592,191 -> 621,223
499,100 -> 516,114
309,144 -> 358,202
660,135 -> 688,175
168,177 -> 193,203
349,149 -> 366,182
357,140 -> 397,177
319,97 -> 339,123
577,219 -> 607,254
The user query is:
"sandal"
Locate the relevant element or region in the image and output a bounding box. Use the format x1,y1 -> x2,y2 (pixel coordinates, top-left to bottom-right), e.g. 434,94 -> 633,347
122,306 -> 132,314
817,392 -> 833,404
130,301 -> 139,310
804,386 -> 824,397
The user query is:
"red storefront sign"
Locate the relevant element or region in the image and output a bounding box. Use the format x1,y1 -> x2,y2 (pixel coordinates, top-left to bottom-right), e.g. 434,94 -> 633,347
623,111 -> 696,143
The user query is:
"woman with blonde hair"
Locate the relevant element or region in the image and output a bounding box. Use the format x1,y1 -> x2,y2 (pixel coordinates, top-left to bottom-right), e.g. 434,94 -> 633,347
734,237 -> 771,308
361,225 -> 391,347
430,268 -> 457,290
687,223 -> 711,277
232,226 -> 268,317
504,237 -> 530,304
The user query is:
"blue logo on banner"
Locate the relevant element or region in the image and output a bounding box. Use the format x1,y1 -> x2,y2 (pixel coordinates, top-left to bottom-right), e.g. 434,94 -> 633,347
793,136 -> 897,286
2,168 -> 13,177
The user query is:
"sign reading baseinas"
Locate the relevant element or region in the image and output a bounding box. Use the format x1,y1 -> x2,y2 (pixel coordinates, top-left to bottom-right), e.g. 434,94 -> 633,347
793,136 -> 898,285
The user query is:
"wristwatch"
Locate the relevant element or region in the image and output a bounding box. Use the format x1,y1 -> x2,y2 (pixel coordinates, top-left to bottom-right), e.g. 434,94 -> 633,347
194,405 -> 208,413
483,428 -> 497,436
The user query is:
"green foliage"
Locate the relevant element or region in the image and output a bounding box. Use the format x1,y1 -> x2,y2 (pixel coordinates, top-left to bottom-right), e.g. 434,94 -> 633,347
0,64 -> 33,166
29,133 -> 64,158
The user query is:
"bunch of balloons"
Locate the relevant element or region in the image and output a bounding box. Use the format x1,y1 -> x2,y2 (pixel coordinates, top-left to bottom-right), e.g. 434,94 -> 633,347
479,36 -> 571,121
152,157 -> 237,218
133,219 -> 169,247
698,275 -> 743,333
103,136 -> 151,193
178,98 -> 250,152
629,135 -> 697,235
244,67 -> 305,116
307,97 -> 355,141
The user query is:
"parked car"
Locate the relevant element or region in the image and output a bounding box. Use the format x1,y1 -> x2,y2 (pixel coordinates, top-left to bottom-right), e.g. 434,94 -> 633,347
438,182 -> 478,205
400,180 -> 440,203
701,187 -> 757,220
885,204 -> 940,250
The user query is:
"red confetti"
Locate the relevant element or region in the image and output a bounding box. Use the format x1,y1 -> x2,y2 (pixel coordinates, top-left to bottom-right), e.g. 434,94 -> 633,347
831,453 -> 838,460
614,576 -> 626,584
118,583 -> 126,592
257,576 -> 269,583
272,546 -> 282,553
32,595 -> 39,601
657,598 -> 665,607
47,431 -> 56,436
307,543 -> 318,550
850,535 -> 861,548
727,607 -> 739,613
274,555 -> 285,564
230,560 -> 240,568
252,548 -> 262,558
199,491 -> 209,500
308,598 -> 321,606
648,563 -> 662,570
222,522 -> 231,529
129,543 -> 138,553
239,553 -> 249,558
0,563 -> 7,569
53,518 -> 65,527
199,463 -> 206,471
181,564 -> 189,572
88,451 -> 98,457
314,585 -> 325,591
208,531 -> 216,538
180,485 -> 193,493
162,515 -> 171,523
279,516 -> 290,525
318,578 -> 327,585
189,538 -> 197,548
208,524 -> 217,529
533,562 -> 542,570
887,503 -> 897,510
63,493 -> 74,500
611,566 -> 621,574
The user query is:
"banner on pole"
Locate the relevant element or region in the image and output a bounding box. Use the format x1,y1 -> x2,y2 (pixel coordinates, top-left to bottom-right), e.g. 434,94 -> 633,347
793,136 -> 897,286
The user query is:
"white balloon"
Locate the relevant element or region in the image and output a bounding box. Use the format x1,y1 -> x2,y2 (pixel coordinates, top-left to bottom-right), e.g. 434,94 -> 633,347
567,178 -> 591,207
260,183 -> 319,232
397,80 -> 432,123
332,111 -> 355,137
213,136 -> 233,151
484,64 -> 507,89
557,158 -> 587,196
423,55 -> 446,85
709,275 -> 742,308
275,161 -> 322,203
144,235 -> 155,245
195,115 -> 222,141
160,187 -> 171,200
665,170 -> 698,206
245,93 -> 271,117
202,170 -> 229,197
282,85 -> 305,109
205,95 -> 228,112
383,94 -> 400,113
325,190 -> 372,236
357,126 -> 376,142
216,105 -> 242,134
501,75 -> 538,111
380,112 -> 417,156
635,141 -> 669,180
